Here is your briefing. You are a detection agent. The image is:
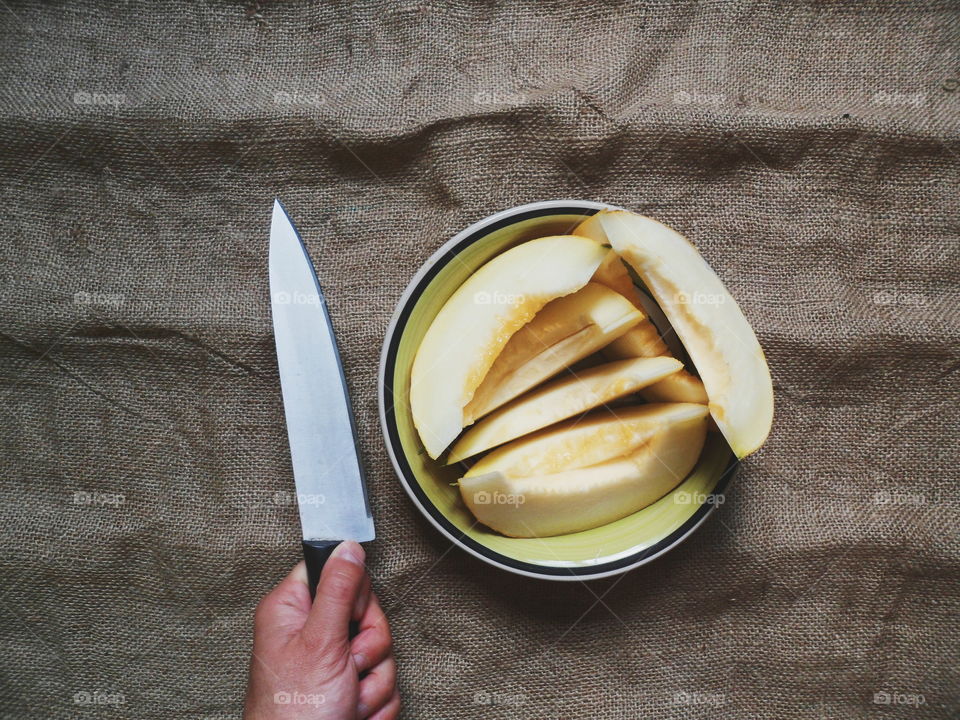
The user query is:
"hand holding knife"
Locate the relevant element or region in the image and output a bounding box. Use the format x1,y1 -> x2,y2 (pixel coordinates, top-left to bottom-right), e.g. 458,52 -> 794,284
245,201 -> 397,720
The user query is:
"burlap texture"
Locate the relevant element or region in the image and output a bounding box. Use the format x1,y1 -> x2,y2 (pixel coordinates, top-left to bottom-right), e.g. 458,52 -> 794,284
1,1 -> 958,718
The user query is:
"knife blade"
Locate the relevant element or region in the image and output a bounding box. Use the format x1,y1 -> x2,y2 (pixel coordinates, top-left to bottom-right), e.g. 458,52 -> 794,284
269,199 -> 375,596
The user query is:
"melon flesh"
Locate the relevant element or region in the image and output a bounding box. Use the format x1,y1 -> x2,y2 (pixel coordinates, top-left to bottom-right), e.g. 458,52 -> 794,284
602,332 -> 709,404
575,216 -> 708,406
598,210 -> 773,457
465,403 -> 709,479
459,412 -> 708,537
463,282 -> 643,422
447,356 -> 682,463
578,215 -> 651,308
410,235 -> 606,459
604,316 -> 670,358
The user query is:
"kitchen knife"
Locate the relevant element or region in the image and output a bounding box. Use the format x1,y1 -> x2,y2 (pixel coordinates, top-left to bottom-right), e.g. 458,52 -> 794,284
269,199 -> 375,598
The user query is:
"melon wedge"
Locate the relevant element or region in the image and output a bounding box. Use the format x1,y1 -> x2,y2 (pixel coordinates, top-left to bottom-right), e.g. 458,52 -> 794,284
410,235 -> 606,459
603,332 -> 709,404
598,210 -> 774,457
459,411 -> 707,537
574,216 -> 708,406
463,283 -> 643,422
465,403 -> 709,478
576,215 -> 651,307
604,313 -> 670,357
447,356 -> 682,463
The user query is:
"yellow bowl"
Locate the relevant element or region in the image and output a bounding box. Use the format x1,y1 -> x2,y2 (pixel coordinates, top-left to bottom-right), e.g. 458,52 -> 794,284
378,200 -> 737,580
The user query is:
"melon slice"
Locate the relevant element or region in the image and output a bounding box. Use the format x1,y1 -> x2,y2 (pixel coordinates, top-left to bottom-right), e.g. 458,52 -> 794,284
463,282 -> 643,422
602,332 -> 709,404
465,403 -> 709,479
459,411 -> 707,537
447,356 -> 682,463
598,210 -> 774,457
410,235 -> 606,459
574,216 -> 708,405
604,314 -> 670,358
577,215 -> 650,306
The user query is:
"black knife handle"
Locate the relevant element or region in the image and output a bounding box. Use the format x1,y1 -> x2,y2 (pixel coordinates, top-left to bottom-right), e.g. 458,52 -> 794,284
302,540 -> 361,640
303,539 -> 341,597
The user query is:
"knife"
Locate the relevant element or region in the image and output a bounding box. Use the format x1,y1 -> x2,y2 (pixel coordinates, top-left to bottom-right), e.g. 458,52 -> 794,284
269,199 -> 375,599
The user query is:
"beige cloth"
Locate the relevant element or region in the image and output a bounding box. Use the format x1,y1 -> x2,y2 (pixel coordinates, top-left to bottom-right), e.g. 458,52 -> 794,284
1,1 -> 958,718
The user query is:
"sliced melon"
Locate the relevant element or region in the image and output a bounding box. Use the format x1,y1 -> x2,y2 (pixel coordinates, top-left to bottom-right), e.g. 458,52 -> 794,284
459,412 -> 707,537
598,210 -> 774,457
410,235 -> 606,459
447,356 -> 682,463
632,373 -> 708,404
575,217 -> 708,406
465,403 -> 709,478
577,215 -> 651,307
602,332 -> 709,404
603,317 -> 669,359
463,282 -> 643,422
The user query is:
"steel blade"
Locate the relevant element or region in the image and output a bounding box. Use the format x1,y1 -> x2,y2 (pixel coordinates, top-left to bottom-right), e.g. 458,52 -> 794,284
269,199 -> 375,543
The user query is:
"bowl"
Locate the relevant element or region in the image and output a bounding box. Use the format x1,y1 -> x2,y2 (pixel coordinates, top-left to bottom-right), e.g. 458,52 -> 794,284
378,200 -> 737,580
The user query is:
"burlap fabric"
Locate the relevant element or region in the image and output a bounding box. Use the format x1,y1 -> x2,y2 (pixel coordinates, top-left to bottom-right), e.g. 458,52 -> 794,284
1,1 -> 957,718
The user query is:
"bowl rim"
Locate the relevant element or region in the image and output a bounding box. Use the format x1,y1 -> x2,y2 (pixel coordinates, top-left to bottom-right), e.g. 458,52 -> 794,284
377,199 -> 737,581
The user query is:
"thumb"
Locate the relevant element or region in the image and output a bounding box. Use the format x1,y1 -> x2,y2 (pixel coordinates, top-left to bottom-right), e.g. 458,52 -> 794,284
300,541 -> 367,651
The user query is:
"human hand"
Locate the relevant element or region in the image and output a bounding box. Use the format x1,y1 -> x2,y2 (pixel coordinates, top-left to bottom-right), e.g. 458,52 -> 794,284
244,542 -> 399,719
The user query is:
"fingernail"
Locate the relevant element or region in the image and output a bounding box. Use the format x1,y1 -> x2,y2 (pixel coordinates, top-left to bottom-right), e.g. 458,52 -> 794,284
352,652 -> 366,671
332,540 -> 365,567
353,585 -> 368,621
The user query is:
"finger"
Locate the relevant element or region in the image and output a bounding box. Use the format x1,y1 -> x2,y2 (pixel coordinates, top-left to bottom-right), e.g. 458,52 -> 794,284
300,541 -> 366,651
359,589 -> 389,633
366,689 -> 400,720
357,655 -> 396,719
358,590 -> 391,649
253,561 -> 312,640
353,573 -> 372,622
350,595 -> 392,672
